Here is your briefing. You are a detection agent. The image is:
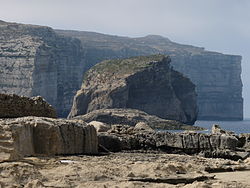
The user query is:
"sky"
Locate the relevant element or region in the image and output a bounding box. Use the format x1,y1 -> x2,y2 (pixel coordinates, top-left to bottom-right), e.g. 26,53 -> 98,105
1,0 -> 250,118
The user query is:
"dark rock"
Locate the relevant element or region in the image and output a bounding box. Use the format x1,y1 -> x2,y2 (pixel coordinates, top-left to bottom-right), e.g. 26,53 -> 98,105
0,93 -> 57,118
129,174 -> 214,185
98,133 -> 122,152
238,133 -> 250,151
97,125 -> 242,160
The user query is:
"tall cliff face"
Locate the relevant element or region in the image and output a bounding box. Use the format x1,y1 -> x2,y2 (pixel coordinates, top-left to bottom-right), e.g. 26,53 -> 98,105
69,55 -> 198,125
0,21 -> 84,117
171,53 -> 243,120
57,30 -> 243,120
0,20 -> 242,120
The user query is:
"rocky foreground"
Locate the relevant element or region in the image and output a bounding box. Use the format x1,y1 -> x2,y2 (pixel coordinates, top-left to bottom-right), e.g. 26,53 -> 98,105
0,94 -> 249,187
0,153 -> 250,187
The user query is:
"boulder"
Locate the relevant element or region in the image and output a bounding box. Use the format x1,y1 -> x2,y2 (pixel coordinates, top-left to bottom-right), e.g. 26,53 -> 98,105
238,133 -> 250,151
0,117 -> 98,162
69,55 -> 198,125
134,122 -> 154,132
71,108 -> 202,130
211,124 -> 235,135
88,121 -> 111,132
0,94 -> 57,118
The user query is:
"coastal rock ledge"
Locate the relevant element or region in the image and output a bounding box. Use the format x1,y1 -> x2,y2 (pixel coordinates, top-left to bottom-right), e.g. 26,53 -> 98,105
69,55 -> 198,125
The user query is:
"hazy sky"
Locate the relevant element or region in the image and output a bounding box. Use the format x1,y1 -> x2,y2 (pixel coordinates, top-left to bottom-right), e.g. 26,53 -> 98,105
1,0 -> 250,118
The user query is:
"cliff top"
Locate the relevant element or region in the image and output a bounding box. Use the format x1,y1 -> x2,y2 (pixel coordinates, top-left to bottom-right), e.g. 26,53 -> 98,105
56,29 -> 242,58
84,54 -> 171,83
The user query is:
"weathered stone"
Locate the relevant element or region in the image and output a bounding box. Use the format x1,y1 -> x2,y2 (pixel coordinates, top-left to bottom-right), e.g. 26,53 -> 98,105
98,133 -> 122,152
71,108 -> 203,130
0,93 -> 57,118
88,121 -> 111,132
211,124 -> 235,135
238,133 -> 250,151
97,126 -> 242,160
134,122 -> 154,132
0,117 -> 98,162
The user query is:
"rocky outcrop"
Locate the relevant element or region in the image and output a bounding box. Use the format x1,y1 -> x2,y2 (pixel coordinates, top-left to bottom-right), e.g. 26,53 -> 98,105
57,30 -> 243,120
0,20 -> 84,117
98,126 -> 248,160
69,55 -> 198,125
72,108 -> 202,130
0,93 -> 56,118
0,117 -> 98,162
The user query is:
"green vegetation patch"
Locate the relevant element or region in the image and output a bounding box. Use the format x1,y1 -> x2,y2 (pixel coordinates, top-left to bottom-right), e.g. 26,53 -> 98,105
84,54 -> 167,81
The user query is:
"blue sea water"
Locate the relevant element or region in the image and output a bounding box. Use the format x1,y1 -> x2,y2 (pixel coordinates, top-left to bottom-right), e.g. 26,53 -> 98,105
194,119 -> 250,134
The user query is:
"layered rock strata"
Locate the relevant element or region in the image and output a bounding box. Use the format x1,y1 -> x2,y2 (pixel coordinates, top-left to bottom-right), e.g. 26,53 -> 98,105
98,126 -> 248,160
57,30 -> 243,120
0,117 -> 98,162
0,93 -> 56,118
0,20 -> 84,117
69,55 -> 198,124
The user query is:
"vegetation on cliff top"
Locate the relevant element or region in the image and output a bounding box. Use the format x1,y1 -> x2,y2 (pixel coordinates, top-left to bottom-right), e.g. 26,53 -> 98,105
83,54 -> 170,81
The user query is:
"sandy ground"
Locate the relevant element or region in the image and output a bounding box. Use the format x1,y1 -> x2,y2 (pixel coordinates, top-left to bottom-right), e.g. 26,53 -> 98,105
0,152 -> 249,188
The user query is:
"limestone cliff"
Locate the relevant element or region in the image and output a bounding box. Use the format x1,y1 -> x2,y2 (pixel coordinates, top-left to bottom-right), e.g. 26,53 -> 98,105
57,30 -> 243,120
0,21 -> 84,117
69,55 -> 198,125
0,20 -> 242,120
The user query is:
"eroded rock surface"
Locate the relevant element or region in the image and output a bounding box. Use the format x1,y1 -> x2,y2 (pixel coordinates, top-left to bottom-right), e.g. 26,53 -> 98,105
69,55 -> 198,125
0,93 -> 56,118
97,125 -> 249,160
0,117 -> 98,162
72,108 -> 202,130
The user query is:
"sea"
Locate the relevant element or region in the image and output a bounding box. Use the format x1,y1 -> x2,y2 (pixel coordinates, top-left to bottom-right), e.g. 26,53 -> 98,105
194,119 -> 250,134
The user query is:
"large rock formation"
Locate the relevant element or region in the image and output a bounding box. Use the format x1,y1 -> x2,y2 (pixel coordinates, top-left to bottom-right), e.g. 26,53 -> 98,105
0,117 -> 98,162
72,108 -> 202,130
0,20 -> 84,117
69,55 -> 198,125
0,93 -> 56,118
0,20 -> 242,120
57,30 -> 243,120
